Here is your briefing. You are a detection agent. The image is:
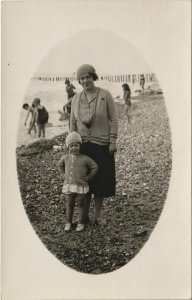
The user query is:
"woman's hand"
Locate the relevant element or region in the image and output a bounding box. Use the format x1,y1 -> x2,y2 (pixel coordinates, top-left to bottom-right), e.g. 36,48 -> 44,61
109,143 -> 117,154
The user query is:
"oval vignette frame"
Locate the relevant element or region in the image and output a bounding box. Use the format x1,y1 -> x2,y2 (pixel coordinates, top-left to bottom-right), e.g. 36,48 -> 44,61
16,29 -> 172,274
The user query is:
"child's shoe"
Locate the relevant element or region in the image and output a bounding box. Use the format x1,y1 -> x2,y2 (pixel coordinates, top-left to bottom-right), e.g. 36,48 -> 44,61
76,223 -> 85,232
64,223 -> 71,231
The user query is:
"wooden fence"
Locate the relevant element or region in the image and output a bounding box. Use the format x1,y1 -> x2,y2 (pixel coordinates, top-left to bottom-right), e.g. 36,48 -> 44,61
31,73 -> 158,84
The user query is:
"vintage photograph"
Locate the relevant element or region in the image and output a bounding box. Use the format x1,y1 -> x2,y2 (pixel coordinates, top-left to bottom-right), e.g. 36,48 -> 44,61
16,29 -> 172,274
2,1 -> 190,299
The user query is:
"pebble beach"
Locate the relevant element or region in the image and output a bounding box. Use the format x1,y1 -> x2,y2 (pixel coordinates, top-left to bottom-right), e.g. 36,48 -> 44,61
16,83 -> 172,274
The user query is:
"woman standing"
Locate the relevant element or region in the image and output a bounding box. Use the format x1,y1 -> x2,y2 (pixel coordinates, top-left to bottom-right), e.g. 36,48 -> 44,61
122,83 -> 132,127
70,64 -> 118,225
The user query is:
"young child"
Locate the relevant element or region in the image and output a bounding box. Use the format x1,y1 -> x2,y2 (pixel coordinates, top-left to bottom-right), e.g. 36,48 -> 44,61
122,83 -> 132,127
22,103 -> 37,134
58,132 -> 98,232
28,98 -> 49,138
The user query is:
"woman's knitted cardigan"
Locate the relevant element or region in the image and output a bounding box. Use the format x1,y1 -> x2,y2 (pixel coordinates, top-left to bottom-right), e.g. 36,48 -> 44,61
70,88 -> 118,145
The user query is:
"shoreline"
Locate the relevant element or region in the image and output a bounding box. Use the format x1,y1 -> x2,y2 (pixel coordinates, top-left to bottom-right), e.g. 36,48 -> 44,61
17,93 -> 164,150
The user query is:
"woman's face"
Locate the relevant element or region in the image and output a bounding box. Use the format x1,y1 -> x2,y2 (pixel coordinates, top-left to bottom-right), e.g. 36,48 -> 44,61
79,73 -> 95,91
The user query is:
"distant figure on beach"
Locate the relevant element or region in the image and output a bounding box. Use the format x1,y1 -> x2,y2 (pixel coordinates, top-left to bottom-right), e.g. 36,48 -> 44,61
58,132 -> 98,232
22,103 -> 37,134
140,74 -> 145,94
63,78 -> 76,126
65,78 -> 76,101
58,109 -> 67,121
122,83 -> 132,127
28,98 -> 49,138
132,75 -> 136,85
70,64 -> 118,226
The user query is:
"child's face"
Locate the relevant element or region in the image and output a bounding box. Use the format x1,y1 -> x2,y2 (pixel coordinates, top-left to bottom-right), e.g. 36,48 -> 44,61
68,142 -> 80,155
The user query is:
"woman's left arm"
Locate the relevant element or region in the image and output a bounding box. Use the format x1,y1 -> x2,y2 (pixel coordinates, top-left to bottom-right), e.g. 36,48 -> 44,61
106,91 -> 118,153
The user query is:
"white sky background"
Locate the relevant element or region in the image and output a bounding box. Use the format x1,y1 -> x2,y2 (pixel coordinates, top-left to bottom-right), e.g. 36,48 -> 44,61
2,1 -> 191,300
36,29 -> 154,75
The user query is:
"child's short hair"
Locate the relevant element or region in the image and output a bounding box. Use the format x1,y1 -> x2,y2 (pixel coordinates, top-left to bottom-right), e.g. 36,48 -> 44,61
33,98 -> 41,106
22,103 -> 29,109
122,83 -> 131,92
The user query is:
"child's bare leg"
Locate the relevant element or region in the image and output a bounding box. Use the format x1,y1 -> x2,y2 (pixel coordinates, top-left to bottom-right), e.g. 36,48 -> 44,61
124,105 -> 128,118
29,120 -> 32,131
126,106 -> 131,123
124,105 -> 130,130
29,119 -> 37,133
77,194 -> 85,224
37,125 -> 41,138
42,124 -> 46,138
32,124 -> 37,133
66,194 -> 76,223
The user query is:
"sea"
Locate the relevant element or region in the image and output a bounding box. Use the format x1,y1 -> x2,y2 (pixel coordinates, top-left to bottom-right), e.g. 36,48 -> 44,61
17,79 -> 143,146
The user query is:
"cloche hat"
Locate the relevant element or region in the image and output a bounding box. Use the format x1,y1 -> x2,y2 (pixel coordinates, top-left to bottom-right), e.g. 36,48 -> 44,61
76,64 -> 96,81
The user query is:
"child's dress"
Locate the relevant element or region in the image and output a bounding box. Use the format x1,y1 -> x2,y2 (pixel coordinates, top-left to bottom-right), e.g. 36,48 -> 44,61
58,153 -> 98,194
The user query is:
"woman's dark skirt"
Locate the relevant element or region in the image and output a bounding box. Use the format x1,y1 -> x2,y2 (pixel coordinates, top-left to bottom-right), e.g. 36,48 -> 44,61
80,142 -> 116,197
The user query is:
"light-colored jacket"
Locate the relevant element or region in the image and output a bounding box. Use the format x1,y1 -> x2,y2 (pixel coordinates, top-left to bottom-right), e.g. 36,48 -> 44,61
58,153 -> 98,187
70,88 -> 118,145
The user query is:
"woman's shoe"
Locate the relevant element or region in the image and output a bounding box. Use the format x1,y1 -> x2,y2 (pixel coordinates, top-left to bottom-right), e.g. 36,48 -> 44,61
64,223 -> 71,231
82,216 -> 91,224
76,223 -> 85,232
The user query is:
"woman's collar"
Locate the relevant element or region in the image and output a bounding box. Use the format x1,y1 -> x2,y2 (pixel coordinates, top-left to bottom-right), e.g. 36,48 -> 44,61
82,87 -> 98,102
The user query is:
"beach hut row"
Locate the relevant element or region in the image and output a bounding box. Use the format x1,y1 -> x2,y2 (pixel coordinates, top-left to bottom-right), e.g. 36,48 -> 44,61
31,73 -> 157,84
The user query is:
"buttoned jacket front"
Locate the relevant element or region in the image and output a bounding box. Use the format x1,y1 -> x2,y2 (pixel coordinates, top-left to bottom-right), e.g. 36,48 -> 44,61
58,153 -> 98,187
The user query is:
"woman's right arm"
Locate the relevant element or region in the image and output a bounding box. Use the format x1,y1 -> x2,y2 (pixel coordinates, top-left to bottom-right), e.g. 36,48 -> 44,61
69,97 -> 77,132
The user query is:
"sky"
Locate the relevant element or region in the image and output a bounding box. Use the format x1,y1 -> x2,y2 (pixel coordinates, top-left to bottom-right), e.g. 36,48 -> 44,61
36,29 -> 153,76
